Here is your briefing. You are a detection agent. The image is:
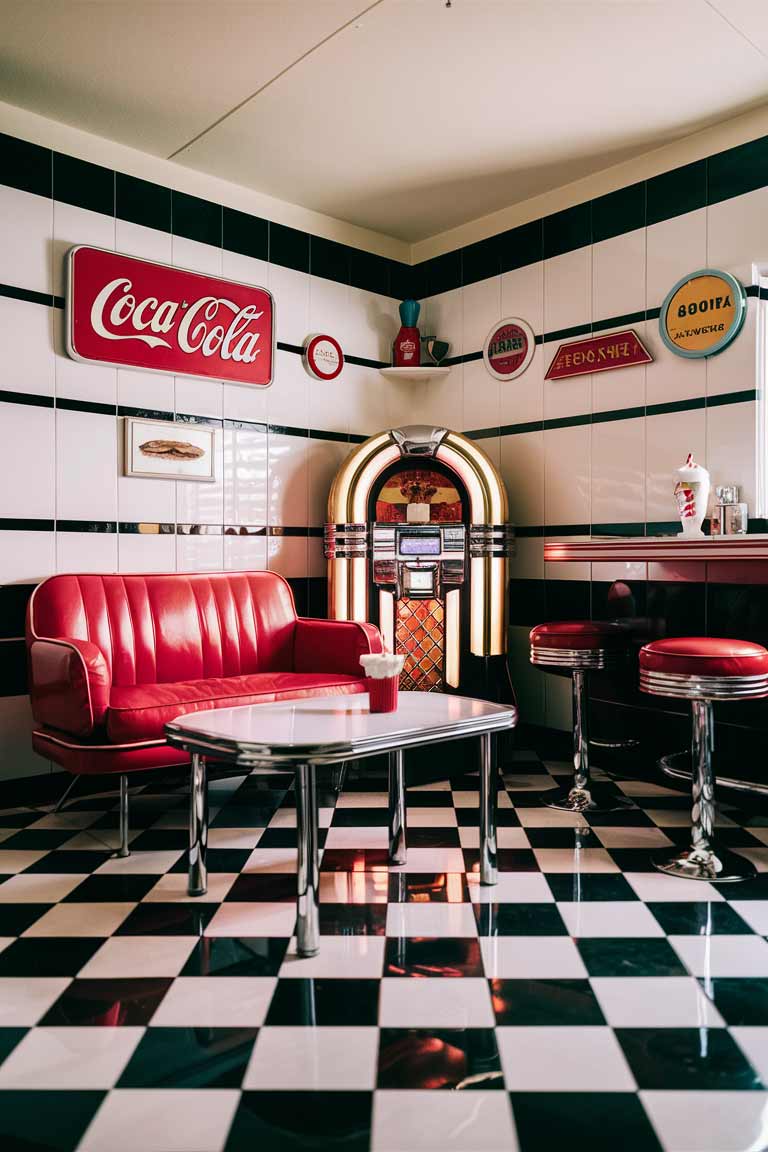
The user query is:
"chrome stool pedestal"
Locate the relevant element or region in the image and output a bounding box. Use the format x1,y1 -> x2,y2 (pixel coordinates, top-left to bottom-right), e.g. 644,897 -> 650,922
530,621 -> 632,815
639,638 -> 768,883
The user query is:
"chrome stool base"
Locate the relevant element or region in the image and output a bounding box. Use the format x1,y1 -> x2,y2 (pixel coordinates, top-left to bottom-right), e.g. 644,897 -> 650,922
652,843 -> 756,883
661,750 -> 768,799
544,784 -> 633,814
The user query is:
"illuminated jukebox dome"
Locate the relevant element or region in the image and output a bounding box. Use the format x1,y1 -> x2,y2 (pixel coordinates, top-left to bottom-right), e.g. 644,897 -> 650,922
325,425 -> 515,701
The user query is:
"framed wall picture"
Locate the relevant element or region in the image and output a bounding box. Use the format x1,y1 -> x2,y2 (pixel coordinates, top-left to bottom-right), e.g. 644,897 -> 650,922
123,417 -> 215,482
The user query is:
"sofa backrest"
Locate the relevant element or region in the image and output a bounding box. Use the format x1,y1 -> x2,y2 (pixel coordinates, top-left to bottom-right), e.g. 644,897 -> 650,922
27,571 -> 298,686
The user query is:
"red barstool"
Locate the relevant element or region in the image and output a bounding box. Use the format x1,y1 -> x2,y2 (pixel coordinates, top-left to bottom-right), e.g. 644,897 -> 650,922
639,637 -> 768,882
530,621 -> 631,813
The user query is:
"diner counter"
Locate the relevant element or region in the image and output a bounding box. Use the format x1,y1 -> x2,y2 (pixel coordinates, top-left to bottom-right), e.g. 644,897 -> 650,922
544,533 -> 768,563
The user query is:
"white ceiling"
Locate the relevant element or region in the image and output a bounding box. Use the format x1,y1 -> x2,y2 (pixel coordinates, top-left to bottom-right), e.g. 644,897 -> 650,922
2,0 -> 768,243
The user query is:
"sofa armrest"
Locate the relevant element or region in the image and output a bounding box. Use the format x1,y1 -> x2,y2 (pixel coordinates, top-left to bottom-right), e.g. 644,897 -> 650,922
293,618 -> 383,677
28,638 -> 110,737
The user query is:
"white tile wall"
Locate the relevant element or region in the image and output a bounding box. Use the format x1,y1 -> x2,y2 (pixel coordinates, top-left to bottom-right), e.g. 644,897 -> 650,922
499,431 -> 544,527
501,261 -> 544,335
52,202 -> 115,296
646,407 -> 707,525
114,219 -> 173,265
544,246 -> 591,335
0,403 -> 54,519
267,432 -> 308,526
592,228 -> 645,320
591,326 -> 647,415
117,533 -> 176,573
0,184 -> 53,294
544,424 -> 590,526
646,208 -> 706,309
0,533 -> 56,584
591,417 -> 645,527
706,399 -> 757,512
224,426 -> 268,527
224,533 -> 268,572
0,297 -> 54,396
56,531 -> 118,573
117,367 -> 175,416
55,409 -> 118,522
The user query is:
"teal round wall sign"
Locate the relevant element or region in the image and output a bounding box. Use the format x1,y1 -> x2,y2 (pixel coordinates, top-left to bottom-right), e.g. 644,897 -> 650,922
659,268 -> 747,359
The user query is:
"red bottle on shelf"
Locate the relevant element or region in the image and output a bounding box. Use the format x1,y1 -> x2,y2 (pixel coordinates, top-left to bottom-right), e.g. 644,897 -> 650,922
393,299 -> 421,367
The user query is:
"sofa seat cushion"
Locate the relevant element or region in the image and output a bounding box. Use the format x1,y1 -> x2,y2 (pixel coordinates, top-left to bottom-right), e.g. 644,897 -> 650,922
107,672 -> 366,742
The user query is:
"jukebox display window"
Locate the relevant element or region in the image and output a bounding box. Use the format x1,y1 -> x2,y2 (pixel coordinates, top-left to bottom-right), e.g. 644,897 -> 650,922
370,463 -> 468,693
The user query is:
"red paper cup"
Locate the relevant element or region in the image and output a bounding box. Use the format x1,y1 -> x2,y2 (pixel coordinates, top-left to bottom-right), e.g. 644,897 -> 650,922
367,675 -> 398,713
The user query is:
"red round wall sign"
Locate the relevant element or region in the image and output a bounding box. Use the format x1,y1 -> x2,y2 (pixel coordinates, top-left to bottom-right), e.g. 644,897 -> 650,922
482,317 -> 536,381
303,333 -> 344,380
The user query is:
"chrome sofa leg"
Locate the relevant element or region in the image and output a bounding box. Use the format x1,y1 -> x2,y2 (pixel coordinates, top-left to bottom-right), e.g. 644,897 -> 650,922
296,762 -> 319,956
188,753 -> 208,896
53,775 -> 80,813
112,774 -> 131,859
388,749 -> 406,865
480,732 -> 497,885
653,699 -> 756,882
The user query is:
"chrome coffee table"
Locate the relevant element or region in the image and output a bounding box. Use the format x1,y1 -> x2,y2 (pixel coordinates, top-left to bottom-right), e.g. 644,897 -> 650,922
165,692 -> 517,956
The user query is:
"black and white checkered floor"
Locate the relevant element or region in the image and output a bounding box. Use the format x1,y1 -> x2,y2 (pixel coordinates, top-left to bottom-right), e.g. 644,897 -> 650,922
1,751 -> 768,1151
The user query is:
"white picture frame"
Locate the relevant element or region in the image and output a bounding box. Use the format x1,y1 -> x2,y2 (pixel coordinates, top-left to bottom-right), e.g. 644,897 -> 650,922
123,417 -> 215,482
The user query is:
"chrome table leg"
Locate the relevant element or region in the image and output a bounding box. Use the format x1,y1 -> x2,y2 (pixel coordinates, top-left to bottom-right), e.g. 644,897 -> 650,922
331,760 -> 349,796
653,699 -> 755,882
188,753 -> 208,896
479,732 -> 497,885
388,749 -> 407,865
113,774 -> 130,858
296,761 -> 320,956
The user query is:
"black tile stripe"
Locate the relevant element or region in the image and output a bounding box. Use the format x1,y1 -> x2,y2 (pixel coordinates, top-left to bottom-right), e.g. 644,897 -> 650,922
0,283 -> 57,308
0,519 -> 327,536
0,380 -> 756,442
53,153 -> 114,217
4,124 -> 768,299
0,385 -> 369,444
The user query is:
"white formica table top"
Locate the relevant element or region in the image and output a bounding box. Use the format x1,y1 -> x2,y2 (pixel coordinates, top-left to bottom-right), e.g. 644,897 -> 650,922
165,691 -> 516,766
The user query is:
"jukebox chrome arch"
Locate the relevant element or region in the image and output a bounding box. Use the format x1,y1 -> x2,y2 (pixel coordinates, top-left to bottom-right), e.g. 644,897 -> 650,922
324,425 -> 513,697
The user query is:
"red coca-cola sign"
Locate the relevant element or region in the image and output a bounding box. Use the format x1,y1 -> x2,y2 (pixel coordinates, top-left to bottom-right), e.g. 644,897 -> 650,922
66,246 -> 274,387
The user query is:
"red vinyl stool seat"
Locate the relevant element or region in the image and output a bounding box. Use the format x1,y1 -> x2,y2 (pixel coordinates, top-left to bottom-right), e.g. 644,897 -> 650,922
639,636 -> 768,883
530,620 -> 626,668
529,620 -> 631,815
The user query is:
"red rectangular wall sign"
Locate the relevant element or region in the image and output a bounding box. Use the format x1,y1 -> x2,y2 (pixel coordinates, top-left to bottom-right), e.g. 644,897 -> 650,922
545,329 -> 652,380
66,246 -> 274,387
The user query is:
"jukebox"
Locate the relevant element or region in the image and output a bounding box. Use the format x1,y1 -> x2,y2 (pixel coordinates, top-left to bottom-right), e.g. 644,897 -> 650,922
324,425 -> 514,702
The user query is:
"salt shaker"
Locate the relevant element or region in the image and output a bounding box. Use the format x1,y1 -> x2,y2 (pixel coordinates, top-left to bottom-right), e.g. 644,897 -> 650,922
711,485 -> 748,535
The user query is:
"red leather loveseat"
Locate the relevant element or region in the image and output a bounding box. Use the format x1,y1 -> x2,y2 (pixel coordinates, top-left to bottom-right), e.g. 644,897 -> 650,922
27,571 -> 382,850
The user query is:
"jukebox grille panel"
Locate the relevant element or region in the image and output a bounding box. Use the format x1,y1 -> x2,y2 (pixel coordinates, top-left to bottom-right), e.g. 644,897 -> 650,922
396,598 -> 444,691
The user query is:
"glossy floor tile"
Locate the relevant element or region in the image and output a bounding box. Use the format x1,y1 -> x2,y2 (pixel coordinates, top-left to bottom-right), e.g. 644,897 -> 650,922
1,748 -> 768,1150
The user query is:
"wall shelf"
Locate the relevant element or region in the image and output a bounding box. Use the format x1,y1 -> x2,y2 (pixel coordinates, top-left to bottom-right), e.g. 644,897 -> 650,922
379,367 -> 451,383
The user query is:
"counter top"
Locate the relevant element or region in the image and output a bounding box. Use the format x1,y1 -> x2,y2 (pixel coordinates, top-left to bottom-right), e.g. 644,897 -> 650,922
544,534 -> 768,562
